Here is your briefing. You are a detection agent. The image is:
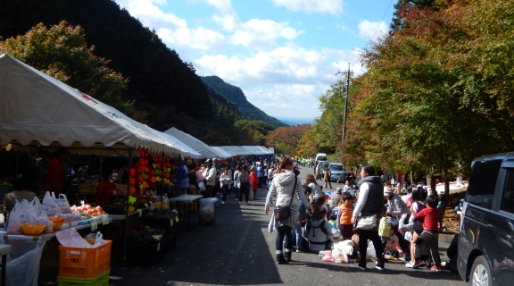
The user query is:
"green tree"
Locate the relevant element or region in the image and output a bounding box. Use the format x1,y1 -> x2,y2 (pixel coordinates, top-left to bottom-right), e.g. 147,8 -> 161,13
0,21 -> 131,112
351,0 -> 514,198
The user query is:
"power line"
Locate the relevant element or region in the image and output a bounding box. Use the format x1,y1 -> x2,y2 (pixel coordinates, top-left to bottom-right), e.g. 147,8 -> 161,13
370,0 -> 395,43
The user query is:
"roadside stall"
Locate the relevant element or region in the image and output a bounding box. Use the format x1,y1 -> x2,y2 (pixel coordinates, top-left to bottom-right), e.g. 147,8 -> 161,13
0,53 -> 202,284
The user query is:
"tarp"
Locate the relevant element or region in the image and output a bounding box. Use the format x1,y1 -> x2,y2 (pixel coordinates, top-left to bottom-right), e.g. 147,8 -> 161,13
210,147 -> 233,159
0,54 -> 201,157
164,127 -> 229,159
213,146 -> 274,157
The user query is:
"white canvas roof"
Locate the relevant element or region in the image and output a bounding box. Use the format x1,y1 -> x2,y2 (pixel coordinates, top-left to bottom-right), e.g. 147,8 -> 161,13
213,146 -> 273,157
0,54 -> 201,157
164,127 -> 229,159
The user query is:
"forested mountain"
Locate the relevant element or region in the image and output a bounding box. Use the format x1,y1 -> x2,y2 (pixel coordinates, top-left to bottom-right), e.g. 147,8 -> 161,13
201,76 -> 287,128
0,0 -> 277,144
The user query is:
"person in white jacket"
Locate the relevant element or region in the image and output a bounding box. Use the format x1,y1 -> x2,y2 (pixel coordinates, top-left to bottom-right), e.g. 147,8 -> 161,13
219,167 -> 232,204
202,159 -> 217,198
265,157 -> 312,264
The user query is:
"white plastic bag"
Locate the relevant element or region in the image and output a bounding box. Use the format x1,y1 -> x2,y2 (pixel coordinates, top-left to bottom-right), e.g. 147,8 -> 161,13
6,201 -> 25,234
1,235 -> 46,286
366,242 -> 377,259
42,191 -> 60,217
56,194 -> 72,213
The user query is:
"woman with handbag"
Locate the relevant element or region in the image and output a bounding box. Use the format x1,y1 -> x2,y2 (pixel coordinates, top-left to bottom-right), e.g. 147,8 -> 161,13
351,165 -> 385,270
265,157 -> 312,264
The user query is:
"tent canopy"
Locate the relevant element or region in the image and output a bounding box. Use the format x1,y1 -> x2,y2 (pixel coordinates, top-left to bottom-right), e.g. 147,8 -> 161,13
0,54 -> 200,157
164,127 -> 228,159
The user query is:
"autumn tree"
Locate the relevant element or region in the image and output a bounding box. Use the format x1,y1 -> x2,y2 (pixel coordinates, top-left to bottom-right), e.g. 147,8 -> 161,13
0,21 -> 136,115
266,124 -> 311,155
349,0 -> 514,198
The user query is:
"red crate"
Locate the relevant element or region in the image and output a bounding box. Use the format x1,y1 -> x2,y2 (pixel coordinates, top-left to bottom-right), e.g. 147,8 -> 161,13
59,241 -> 112,279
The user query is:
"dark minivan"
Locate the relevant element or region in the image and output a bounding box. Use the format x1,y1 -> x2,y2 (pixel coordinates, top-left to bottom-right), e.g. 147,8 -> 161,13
458,153 -> 514,285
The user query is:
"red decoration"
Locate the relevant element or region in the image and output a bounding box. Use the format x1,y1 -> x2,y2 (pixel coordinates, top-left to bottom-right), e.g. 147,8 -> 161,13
129,178 -> 135,185
130,168 -> 136,177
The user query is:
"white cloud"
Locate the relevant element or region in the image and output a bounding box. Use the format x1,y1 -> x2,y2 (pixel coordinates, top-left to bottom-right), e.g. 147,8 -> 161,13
230,19 -> 303,49
193,46 -> 363,118
115,0 -> 226,51
271,0 -> 343,15
358,20 -> 389,41
188,0 -> 234,14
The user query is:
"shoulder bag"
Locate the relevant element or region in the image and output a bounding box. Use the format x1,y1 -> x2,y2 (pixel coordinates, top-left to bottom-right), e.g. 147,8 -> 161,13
356,214 -> 378,230
273,175 -> 297,221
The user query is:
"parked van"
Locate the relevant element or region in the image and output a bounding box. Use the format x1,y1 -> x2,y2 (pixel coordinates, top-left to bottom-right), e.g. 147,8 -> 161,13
458,153 -> 514,285
315,153 -> 328,164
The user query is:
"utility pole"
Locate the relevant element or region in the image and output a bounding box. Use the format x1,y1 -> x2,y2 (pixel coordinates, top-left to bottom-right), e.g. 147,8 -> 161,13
337,63 -> 350,142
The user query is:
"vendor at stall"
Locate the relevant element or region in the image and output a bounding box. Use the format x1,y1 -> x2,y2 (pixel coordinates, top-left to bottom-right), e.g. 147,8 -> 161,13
4,174 -> 36,212
96,170 -> 117,205
45,147 -> 68,195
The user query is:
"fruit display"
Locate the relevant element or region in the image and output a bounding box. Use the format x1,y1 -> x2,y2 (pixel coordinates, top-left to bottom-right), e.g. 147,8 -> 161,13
20,224 -> 46,236
51,216 -> 66,231
71,204 -> 107,217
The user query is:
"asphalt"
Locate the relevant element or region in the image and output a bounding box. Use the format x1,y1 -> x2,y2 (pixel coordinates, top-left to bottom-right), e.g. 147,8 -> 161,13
109,168 -> 466,286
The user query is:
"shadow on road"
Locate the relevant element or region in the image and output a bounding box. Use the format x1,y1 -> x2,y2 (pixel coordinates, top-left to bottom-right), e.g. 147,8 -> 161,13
109,192 -> 283,285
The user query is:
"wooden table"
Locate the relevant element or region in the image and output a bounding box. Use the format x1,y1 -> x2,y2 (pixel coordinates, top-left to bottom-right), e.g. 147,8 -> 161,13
0,244 -> 11,286
169,195 -> 203,230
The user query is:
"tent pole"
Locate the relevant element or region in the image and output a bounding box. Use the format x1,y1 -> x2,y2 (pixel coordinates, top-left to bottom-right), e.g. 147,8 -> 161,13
122,148 -> 133,268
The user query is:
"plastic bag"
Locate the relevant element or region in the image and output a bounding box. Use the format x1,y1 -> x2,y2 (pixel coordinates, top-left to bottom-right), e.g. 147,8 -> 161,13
24,206 -> 53,234
321,252 -> 334,262
42,191 -> 60,217
56,194 -> 72,213
199,197 -> 218,225
6,201 -> 25,234
1,235 -> 46,286
366,242 -> 377,259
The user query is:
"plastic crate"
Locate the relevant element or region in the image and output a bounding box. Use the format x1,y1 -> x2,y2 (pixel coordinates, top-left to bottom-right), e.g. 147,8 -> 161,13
57,270 -> 110,286
59,241 -> 112,279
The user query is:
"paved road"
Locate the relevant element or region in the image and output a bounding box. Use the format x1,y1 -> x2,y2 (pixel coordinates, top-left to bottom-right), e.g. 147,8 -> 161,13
110,168 -> 466,286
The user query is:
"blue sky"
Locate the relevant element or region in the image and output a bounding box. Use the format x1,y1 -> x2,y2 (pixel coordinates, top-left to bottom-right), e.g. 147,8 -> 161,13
114,0 -> 394,119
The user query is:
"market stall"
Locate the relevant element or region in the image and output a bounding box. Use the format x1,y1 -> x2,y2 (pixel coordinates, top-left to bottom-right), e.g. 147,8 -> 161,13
0,53 -> 197,283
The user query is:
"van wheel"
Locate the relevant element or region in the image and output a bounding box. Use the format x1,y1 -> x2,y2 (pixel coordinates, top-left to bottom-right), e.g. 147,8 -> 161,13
469,256 -> 492,286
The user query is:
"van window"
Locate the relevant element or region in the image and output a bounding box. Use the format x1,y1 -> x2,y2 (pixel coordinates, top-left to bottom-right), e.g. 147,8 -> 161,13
466,159 -> 502,209
317,156 -> 328,161
501,169 -> 514,214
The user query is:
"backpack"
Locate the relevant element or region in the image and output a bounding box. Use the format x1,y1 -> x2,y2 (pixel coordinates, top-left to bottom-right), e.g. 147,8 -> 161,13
305,219 -> 329,236
239,173 -> 249,183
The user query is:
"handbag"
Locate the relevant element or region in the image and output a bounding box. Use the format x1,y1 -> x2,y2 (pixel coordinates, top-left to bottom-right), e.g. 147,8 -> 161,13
356,214 -> 377,230
273,174 -> 297,221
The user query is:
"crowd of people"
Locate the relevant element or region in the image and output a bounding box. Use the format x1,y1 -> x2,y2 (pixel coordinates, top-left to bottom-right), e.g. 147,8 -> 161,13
263,159 -> 451,273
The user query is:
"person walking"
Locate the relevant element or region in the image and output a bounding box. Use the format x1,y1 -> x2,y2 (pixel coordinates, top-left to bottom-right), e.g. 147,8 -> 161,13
202,159 -> 217,198
238,166 -> 250,205
323,167 -> 332,189
265,157 -> 312,264
352,165 -> 385,270
232,165 -> 241,199
250,166 -> 259,199
219,167 -> 232,204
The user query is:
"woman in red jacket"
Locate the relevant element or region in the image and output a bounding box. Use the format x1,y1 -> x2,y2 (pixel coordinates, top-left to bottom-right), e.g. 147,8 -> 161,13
250,166 -> 259,199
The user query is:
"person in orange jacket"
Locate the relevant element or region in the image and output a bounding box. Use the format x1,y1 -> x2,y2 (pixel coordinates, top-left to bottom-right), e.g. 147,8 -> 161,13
337,192 -> 355,240
250,166 -> 259,198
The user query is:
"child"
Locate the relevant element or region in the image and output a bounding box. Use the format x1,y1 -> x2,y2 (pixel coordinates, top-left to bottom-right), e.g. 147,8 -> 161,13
337,192 -> 354,240
328,214 -> 337,229
304,206 -> 333,253
412,195 -> 441,271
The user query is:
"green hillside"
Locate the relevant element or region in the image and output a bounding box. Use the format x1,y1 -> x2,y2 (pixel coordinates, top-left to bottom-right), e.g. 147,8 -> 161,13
201,76 -> 287,128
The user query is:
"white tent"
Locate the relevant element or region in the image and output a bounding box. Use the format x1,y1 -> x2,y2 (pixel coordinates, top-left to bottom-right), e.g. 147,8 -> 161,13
0,54 -> 201,157
164,127 -> 229,159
